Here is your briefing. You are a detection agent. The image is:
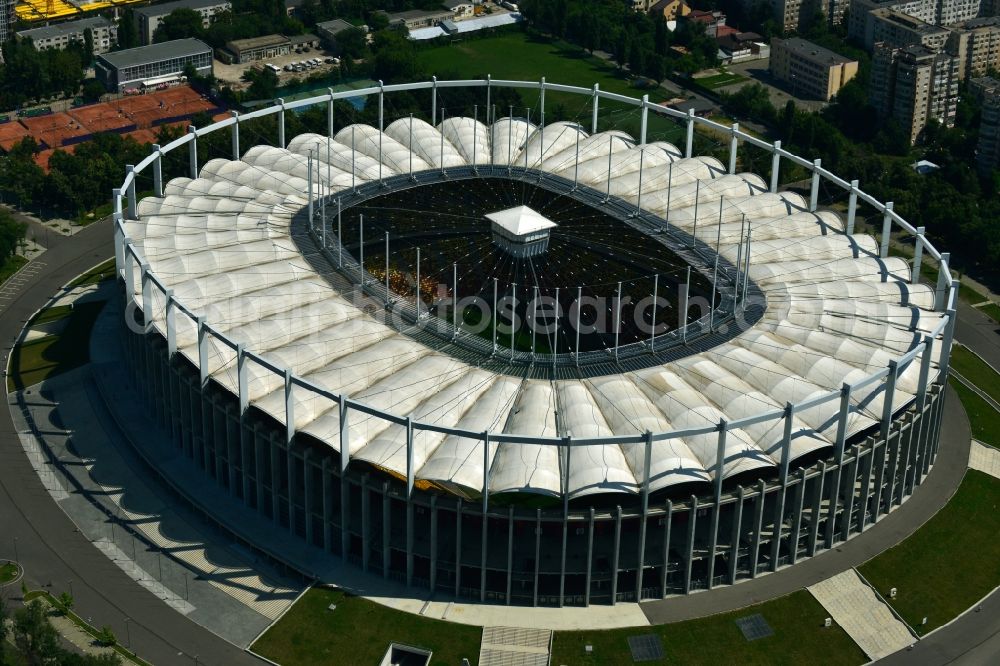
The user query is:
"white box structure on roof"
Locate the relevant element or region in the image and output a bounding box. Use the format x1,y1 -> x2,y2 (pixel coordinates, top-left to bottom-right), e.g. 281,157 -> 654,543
487,205 -> 557,257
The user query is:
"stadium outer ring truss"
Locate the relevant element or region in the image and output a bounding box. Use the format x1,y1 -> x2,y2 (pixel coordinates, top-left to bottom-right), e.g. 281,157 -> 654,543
111,77 -> 959,606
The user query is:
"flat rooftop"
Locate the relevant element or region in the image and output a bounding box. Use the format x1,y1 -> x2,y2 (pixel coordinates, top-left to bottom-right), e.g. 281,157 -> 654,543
134,0 -> 229,17
228,34 -> 289,51
774,37 -> 855,65
18,16 -> 112,40
874,9 -> 949,35
98,38 -> 212,69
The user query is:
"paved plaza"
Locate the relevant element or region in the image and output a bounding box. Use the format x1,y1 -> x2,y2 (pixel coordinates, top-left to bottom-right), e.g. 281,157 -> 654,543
808,569 -> 914,661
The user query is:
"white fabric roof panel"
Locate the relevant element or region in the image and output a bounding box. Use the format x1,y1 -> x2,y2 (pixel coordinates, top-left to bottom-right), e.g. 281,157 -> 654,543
385,117 -> 467,169
123,117 -> 948,499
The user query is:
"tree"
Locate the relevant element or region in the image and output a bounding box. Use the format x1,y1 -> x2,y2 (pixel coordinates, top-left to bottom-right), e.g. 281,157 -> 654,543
615,30 -> 630,70
81,78 -> 106,103
0,139 -> 46,209
646,54 -> 666,83
83,27 -> 94,63
654,16 -> 668,57
58,591 -> 74,613
246,68 -> 279,101
337,27 -> 368,60
13,600 -> 61,663
154,8 -> 206,43
0,208 -> 26,264
0,595 -> 7,661
95,625 -> 117,647
371,30 -> 425,83
116,9 -> 140,50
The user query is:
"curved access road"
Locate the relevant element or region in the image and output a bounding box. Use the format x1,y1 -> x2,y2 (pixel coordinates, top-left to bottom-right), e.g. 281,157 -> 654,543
0,218 -> 258,666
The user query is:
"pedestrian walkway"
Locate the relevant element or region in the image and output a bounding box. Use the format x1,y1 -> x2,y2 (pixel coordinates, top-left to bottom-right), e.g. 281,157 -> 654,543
8,359 -> 301,647
969,441 -> 1000,480
808,569 -> 914,661
478,626 -> 551,666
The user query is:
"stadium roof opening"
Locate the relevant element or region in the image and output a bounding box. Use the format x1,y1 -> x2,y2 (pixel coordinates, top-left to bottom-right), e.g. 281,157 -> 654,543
487,205 -> 557,258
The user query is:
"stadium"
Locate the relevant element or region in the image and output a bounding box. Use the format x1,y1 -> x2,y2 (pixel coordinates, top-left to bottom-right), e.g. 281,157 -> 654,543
112,79 -> 957,607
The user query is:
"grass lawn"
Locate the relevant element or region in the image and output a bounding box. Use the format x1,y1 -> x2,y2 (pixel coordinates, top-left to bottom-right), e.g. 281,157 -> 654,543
7,300 -> 106,391
0,255 -> 28,285
551,590 -> 865,666
982,301 -> 1000,324
67,258 -> 116,288
949,378 -> 1000,449
950,345 -> 1000,404
0,561 -> 18,584
251,587 -> 482,666
695,71 -> 747,89
416,32 -> 684,143
859,470 -> 1000,635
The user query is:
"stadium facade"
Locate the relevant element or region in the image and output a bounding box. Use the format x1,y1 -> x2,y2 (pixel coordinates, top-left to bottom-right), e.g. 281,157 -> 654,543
112,79 -> 957,606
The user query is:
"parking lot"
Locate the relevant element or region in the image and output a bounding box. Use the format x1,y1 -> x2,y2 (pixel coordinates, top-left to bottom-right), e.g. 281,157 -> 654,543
213,47 -> 342,87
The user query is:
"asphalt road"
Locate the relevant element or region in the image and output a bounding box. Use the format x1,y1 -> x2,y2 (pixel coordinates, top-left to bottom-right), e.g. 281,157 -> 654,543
956,300 -> 1000,370
0,219 -> 258,665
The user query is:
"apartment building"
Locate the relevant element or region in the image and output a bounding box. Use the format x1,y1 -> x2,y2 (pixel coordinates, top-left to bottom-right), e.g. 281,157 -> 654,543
869,8 -> 951,51
0,0 -> 13,56
947,16 -> 1000,80
871,42 -> 959,143
972,77 -> 1000,174
134,0 -> 232,45
770,37 -> 859,100
17,16 -> 118,55
936,0 -> 980,26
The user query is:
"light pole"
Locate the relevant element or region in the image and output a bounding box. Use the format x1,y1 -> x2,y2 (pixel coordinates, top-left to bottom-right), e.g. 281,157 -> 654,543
12,536 -> 18,563
124,617 -> 132,650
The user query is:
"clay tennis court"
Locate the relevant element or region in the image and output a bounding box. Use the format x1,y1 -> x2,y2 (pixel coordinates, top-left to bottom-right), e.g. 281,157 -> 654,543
33,144 -> 76,170
122,128 -> 159,145
20,112 -> 90,148
8,86 -> 224,170
0,121 -> 30,151
69,103 -> 135,134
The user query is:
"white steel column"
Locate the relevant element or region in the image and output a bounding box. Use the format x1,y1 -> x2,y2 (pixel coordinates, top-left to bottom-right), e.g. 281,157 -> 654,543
809,159 -> 821,212
685,109 -> 694,158
188,126 -> 197,178
591,83 -> 600,133
231,111 -> 240,159
846,179 -> 858,235
728,123 -> 739,174
707,420 -> 727,588
152,145 -> 163,197
639,94 -> 648,144
278,98 -> 286,148
770,141 -> 781,192
770,403 -> 794,569
912,227 -> 925,284
880,202 -> 894,258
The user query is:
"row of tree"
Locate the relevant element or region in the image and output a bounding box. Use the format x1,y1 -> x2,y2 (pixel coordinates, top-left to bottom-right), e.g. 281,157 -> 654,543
0,132 -> 149,217
0,38 -> 89,110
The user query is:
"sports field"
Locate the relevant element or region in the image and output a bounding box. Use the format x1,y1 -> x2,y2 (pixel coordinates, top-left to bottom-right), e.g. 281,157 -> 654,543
417,33 -> 686,143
